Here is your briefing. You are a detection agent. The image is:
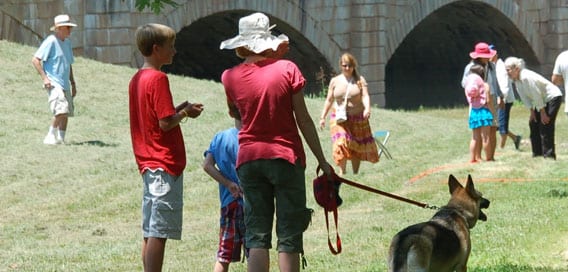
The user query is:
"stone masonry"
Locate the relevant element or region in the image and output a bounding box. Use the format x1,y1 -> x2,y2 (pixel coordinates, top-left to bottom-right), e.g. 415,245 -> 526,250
1,0 -> 567,108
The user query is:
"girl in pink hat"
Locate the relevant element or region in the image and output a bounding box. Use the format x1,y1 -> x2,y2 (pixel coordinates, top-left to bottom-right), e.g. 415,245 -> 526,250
464,64 -> 494,162
461,42 -> 504,161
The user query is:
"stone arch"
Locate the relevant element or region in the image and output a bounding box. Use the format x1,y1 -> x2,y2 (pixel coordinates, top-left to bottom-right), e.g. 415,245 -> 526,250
157,1 -> 341,95
386,0 -> 544,63
384,0 -> 541,109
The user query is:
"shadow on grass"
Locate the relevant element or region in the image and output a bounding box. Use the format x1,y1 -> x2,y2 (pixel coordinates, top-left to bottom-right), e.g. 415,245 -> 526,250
473,264 -> 567,272
70,140 -> 118,147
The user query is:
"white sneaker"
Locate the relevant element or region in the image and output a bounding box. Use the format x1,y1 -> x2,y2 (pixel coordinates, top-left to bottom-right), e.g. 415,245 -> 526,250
56,130 -> 65,145
43,134 -> 59,145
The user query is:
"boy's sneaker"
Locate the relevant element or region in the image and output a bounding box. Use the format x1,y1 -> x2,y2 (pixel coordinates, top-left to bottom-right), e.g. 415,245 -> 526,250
514,135 -> 522,150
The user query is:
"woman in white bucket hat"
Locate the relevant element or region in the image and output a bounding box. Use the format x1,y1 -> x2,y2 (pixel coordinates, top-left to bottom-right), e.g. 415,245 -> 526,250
32,14 -> 78,145
220,12 -> 332,272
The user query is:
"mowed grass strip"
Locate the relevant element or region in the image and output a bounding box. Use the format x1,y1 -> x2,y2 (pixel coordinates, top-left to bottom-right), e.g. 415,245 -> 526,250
1,40 -> 567,271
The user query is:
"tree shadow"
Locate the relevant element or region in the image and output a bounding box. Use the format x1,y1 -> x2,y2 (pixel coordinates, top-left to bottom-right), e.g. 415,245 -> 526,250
70,140 -> 118,147
472,264 -> 567,272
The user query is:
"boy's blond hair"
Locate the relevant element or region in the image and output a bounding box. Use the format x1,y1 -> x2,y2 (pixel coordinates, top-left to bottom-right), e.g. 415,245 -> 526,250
135,23 -> 176,57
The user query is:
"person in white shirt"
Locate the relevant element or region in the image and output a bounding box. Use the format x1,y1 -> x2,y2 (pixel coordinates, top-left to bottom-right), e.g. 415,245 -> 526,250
504,57 -> 562,159
551,50 -> 568,116
490,47 -> 522,150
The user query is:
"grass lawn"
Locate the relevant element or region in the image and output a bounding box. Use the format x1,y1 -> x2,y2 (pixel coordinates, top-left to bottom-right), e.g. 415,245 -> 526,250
1,39 -> 567,271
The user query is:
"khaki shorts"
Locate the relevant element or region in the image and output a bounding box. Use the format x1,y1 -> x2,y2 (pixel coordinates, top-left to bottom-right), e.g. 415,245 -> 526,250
237,159 -> 312,253
47,86 -> 74,116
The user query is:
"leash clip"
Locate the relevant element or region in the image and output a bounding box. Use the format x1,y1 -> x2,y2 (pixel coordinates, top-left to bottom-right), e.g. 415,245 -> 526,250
425,204 -> 440,210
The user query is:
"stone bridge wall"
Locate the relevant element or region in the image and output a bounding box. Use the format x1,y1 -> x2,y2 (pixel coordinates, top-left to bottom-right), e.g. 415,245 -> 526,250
2,0 -> 567,107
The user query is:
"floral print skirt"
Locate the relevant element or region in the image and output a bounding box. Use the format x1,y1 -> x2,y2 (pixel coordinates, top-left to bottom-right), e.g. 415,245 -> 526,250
329,110 -> 379,165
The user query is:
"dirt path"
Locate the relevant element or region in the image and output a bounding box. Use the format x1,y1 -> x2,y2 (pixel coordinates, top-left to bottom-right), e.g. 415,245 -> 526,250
408,162 -> 568,183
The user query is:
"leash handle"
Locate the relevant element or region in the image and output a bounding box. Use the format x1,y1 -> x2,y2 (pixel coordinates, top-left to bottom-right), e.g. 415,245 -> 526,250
324,206 -> 342,254
316,166 -> 342,254
314,168 -> 435,255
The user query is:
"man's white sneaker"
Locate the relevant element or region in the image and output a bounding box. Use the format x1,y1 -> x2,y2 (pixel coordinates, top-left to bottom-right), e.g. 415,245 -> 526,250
43,134 -> 59,145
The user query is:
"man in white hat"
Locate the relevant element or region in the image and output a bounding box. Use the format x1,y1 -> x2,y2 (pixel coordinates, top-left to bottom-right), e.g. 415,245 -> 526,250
32,14 -> 78,145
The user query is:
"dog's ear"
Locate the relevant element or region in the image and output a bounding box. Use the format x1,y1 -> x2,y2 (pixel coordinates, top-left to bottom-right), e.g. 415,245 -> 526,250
448,174 -> 463,194
465,174 -> 476,195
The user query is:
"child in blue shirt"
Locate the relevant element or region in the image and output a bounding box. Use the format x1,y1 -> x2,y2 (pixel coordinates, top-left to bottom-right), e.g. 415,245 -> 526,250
203,108 -> 245,272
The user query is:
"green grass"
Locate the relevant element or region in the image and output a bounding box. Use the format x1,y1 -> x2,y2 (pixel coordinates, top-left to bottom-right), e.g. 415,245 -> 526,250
1,39 -> 568,271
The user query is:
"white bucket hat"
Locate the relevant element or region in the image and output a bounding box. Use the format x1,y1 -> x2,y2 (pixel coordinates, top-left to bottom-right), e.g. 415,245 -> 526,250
50,14 -> 77,31
219,12 -> 288,53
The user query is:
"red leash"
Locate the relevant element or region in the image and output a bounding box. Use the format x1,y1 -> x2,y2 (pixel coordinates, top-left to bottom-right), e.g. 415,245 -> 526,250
313,169 -> 438,255
336,175 -> 439,210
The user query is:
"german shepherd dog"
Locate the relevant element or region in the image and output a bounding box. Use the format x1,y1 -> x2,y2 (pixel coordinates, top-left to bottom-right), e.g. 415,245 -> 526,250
388,174 -> 490,272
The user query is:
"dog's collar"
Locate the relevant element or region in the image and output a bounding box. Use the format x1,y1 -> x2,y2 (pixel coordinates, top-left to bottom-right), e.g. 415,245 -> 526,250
433,206 -> 472,229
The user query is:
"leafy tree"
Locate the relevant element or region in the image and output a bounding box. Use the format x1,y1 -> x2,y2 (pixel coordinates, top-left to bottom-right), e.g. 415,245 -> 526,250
128,0 -> 179,14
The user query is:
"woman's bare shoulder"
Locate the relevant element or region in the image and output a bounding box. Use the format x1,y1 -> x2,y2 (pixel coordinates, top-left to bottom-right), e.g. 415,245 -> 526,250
358,75 -> 368,86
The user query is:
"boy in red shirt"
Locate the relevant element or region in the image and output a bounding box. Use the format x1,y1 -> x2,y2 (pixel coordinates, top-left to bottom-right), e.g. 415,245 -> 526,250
129,23 -> 203,271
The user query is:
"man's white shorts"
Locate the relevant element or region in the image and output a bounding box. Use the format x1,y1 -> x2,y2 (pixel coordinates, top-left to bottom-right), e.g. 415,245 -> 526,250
47,86 -> 74,116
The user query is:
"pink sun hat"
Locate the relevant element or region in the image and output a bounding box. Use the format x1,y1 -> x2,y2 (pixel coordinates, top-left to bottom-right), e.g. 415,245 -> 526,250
469,42 -> 496,59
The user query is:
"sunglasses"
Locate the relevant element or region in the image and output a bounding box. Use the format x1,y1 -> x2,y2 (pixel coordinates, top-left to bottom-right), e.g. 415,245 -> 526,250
341,64 -> 352,68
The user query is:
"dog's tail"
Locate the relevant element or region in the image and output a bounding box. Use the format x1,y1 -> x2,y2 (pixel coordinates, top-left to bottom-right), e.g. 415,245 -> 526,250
387,236 -> 408,272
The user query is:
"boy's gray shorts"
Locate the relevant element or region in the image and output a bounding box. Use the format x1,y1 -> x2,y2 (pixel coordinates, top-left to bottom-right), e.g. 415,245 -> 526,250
142,169 -> 183,240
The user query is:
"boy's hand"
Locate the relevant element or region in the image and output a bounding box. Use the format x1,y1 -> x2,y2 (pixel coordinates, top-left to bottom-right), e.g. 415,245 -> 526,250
184,103 -> 204,118
227,183 -> 243,199
175,101 -> 189,112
